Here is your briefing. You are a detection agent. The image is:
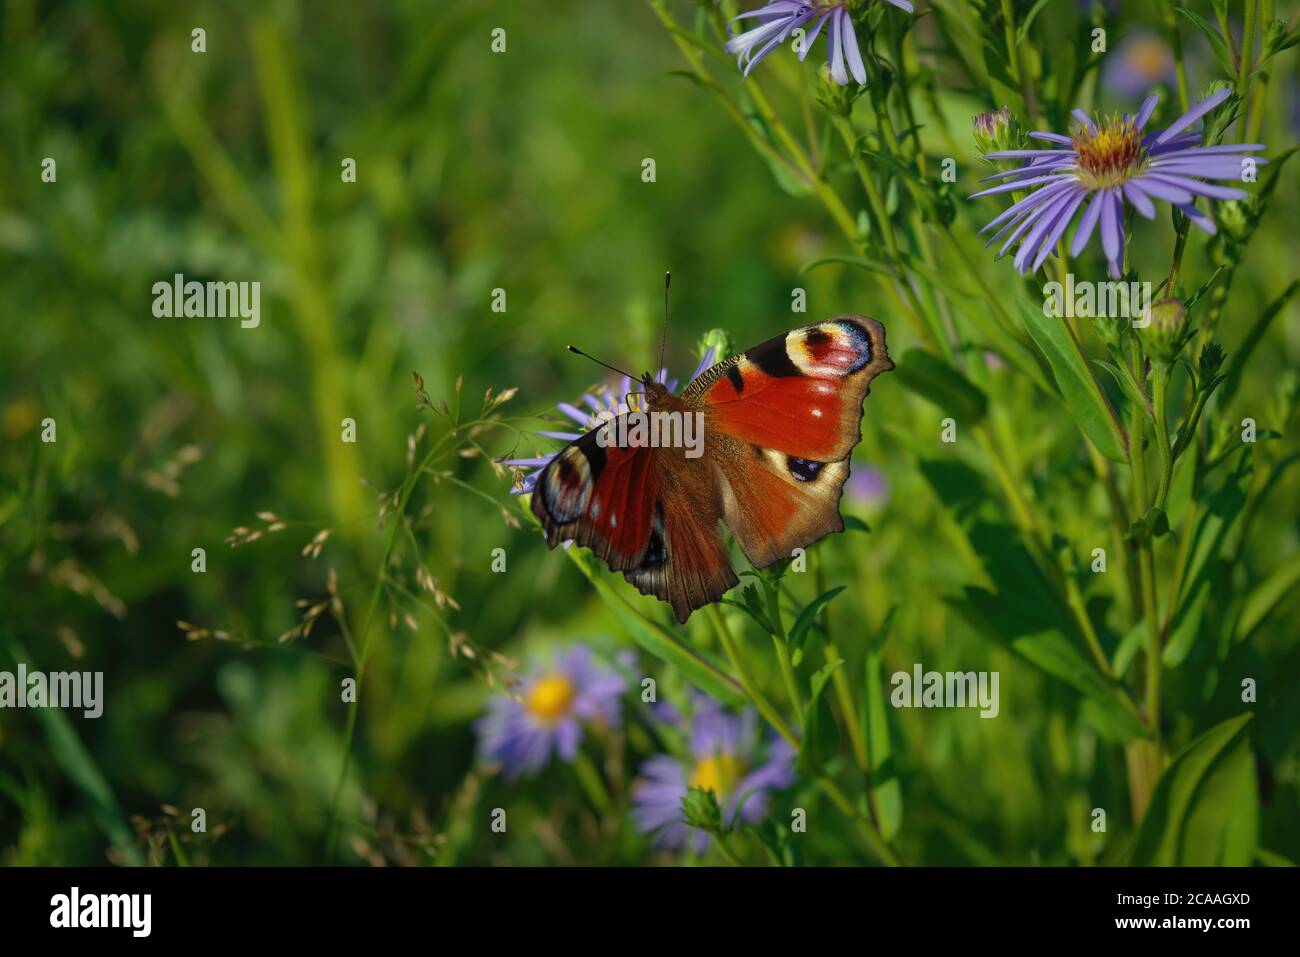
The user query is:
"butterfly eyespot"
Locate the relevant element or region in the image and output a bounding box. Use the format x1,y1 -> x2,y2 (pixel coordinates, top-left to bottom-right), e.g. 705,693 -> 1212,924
539,448 -> 592,523
640,528 -> 667,568
787,456 -> 826,482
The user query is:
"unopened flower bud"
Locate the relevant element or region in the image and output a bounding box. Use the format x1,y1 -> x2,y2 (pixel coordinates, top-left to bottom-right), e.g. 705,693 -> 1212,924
681,786 -> 724,835
1143,298 -> 1189,363
973,106 -> 1019,158
697,328 -> 733,368
1095,313 -> 1124,350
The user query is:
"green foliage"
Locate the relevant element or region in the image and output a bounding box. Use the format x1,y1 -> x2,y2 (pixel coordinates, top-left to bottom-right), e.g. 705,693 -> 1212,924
1,0 -> 1297,868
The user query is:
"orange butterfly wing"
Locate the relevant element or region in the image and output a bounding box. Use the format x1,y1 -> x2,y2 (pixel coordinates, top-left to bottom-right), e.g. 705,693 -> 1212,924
531,316 -> 892,623
688,316 -> 893,568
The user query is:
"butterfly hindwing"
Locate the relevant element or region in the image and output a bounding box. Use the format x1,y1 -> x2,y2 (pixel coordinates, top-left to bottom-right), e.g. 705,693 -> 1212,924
531,423 -> 658,572
622,480 -> 740,625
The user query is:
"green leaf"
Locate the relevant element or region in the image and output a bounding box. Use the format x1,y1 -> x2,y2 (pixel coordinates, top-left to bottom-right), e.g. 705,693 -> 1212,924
862,610 -> 903,840
799,254 -> 893,278
1016,0 -> 1053,43
1164,449 -> 1251,666
1019,301 -> 1128,462
3,637 -> 143,865
566,549 -> 747,707
892,348 -> 989,424
1093,358 -> 1154,422
1234,550 -> 1300,643
843,515 -> 871,534
1256,848 -> 1297,867
949,588 -> 1145,740
1125,506 -> 1169,543
797,659 -> 844,774
1129,715 -> 1258,865
1176,8 -> 1237,77
1220,280 -> 1299,407
1164,443 -> 1197,529
786,586 -> 846,656
1113,619 -> 1146,679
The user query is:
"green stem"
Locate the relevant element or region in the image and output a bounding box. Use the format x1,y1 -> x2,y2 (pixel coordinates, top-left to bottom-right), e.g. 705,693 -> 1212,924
712,832 -> 747,867
1238,0 -> 1258,139
829,112 -> 944,354
572,751 -> 613,815
1152,363 -> 1174,510
708,609 -> 900,866
818,774 -> 904,867
707,605 -> 799,749
1000,0 -> 1039,125
765,583 -> 803,713
1165,2 -> 1190,113
1127,341 -> 1162,746
824,638 -> 869,771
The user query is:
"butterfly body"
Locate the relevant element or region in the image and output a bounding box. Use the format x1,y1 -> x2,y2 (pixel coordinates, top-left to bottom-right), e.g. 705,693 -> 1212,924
532,316 -> 893,623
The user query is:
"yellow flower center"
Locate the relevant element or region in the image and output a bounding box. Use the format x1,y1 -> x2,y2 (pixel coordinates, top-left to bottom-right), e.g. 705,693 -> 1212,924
525,673 -> 576,723
689,753 -> 744,797
1073,114 -> 1145,189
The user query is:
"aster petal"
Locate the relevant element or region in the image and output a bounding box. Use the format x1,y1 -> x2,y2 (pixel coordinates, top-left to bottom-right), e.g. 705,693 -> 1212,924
1128,174 -> 1194,204
982,148 -> 1073,162
1147,131 -> 1204,153
1029,131 -> 1075,144
554,718 -> 581,761
978,158 -> 1074,182
829,8 -> 848,85
1122,180 -> 1156,219
537,430 -> 582,441
1134,94 -> 1160,131
983,180 -> 1076,247
1014,187 -> 1082,272
1177,201 -> 1217,235
1154,88 -> 1230,145
1069,190 -> 1106,257
885,0 -> 915,10
1029,189 -> 1088,273
1151,144 -> 1266,156
690,348 -> 719,382
730,0 -> 804,20
1071,109 -> 1097,132
742,16 -> 806,77
504,455 -> 554,467
968,172 -> 1073,199
1144,174 -> 1245,200
840,9 -> 867,85
725,18 -> 785,59
998,184 -> 1076,256
797,11 -> 832,61
557,402 -> 590,426
1100,188 -> 1125,278
1148,158 -> 1262,178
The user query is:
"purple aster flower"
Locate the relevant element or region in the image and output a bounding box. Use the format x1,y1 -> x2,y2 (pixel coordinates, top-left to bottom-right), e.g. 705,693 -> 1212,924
846,463 -> 889,507
474,645 -> 627,781
724,1 -> 912,87
631,698 -> 795,853
1102,31 -> 1176,99
506,348 -> 717,495
970,89 -> 1265,278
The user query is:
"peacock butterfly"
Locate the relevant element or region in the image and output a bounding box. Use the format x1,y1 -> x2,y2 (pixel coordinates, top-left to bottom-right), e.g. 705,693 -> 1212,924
531,315 -> 893,623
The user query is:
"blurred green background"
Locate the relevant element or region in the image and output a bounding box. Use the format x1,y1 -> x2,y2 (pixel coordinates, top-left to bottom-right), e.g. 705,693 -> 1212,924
1,0 -> 1297,866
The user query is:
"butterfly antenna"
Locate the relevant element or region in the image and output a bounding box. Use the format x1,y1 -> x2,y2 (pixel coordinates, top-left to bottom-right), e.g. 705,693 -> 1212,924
658,270 -> 671,380
566,345 -> 638,381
